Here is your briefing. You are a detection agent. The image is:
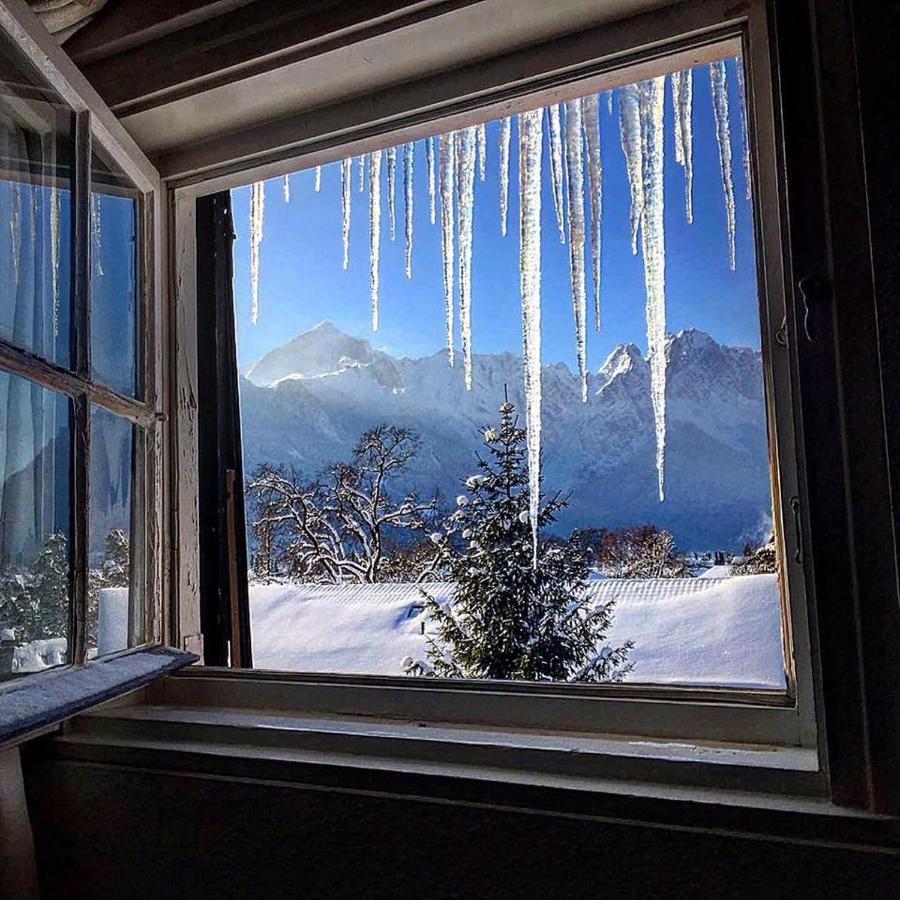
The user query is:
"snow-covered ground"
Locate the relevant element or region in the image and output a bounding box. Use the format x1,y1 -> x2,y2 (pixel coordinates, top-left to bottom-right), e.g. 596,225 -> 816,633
249,574 -> 785,689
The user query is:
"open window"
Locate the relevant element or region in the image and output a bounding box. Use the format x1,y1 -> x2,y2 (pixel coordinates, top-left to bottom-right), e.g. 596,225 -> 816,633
0,1 -> 190,744
182,2 -> 816,754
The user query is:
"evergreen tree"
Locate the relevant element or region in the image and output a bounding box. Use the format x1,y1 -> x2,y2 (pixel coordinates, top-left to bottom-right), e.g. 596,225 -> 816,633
0,533 -> 69,642
410,401 -> 632,682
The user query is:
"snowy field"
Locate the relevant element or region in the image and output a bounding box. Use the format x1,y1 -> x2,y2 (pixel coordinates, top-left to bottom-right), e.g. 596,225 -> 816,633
249,574 -> 786,689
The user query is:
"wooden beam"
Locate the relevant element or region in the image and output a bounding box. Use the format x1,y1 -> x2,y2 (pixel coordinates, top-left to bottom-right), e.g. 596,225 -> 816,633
78,0 -> 481,115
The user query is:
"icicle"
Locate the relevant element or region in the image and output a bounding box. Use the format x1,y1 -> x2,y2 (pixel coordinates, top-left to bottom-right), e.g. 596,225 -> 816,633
358,154 -> 365,192
9,183 -> 20,288
386,145 -> 397,241
607,91 -> 613,116
477,122 -> 487,182
368,151 -> 382,331
624,85 -> 648,251
583,94 -> 603,331
564,99 -> 588,402
50,186 -> 60,336
341,156 -> 351,270
518,108 -> 543,569
90,192 -> 104,277
404,141 -> 414,278
438,133 -> 456,366
456,127 -> 477,390
427,136 -> 436,225
315,165 -> 322,192
249,181 -> 264,324
638,77 -> 668,502
618,83 -> 644,255
499,117 -> 511,237
671,70 -> 694,223
548,103 -> 566,244
735,56 -> 751,201
282,174 -> 290,203
710,60 -> 736,270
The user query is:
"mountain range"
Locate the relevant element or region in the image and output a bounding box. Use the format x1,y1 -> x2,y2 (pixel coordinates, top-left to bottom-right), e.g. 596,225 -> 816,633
239,321 -> 773,551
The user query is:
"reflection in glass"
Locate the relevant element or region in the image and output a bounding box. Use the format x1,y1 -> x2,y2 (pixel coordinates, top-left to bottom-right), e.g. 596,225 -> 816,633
0,27 -> 74,368
0,371 -> 71,679
87,407 -> 143,657
91,142 -> 140,398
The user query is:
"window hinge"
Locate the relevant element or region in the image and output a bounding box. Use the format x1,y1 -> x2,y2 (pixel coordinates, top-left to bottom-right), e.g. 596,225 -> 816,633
183,633 -> 204,662
789,495 -> 803,564
797,275 -> 829,342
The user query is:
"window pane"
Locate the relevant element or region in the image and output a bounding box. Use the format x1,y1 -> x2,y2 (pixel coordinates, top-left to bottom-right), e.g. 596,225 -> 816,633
88,407 -> 144,657
230,54 -> 789,688
90,141 -> 141,398
0,27 -> 74,368
0,371 -> 71,679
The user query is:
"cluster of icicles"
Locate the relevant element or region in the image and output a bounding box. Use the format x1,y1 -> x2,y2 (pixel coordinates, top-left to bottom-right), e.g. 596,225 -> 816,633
246,60 -> 750,567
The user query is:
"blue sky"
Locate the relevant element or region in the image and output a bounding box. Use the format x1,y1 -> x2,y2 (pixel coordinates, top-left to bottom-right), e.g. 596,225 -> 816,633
231,58 -> 757,372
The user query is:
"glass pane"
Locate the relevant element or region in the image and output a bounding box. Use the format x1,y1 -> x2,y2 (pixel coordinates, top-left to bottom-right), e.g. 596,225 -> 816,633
232,53 -> 788,688
87,407 -> 144,657
90,141 -> 141,398
0,371 -> 71,679
0,27 -> 74,368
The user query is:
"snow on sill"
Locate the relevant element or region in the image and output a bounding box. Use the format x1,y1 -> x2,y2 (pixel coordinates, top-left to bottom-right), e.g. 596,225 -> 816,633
0,646 -> 197,748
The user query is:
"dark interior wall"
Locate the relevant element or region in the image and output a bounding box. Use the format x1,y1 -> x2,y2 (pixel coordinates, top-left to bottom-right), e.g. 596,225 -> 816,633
22,759 -> 900,900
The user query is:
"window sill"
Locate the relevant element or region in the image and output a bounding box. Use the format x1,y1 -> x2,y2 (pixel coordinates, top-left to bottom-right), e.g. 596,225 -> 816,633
33,686 -> 900,852
0,646 -> 196,748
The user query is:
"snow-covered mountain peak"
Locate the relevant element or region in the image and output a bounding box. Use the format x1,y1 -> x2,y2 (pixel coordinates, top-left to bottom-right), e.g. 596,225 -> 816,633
596,342 -> 647,394
246,321 -> 377,386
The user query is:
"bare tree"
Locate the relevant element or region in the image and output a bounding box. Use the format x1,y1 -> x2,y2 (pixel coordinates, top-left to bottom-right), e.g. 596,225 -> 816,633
247,425 -> 438,583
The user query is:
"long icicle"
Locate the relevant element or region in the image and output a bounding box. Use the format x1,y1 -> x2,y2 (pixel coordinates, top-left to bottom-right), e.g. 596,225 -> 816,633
341,156 -> 351,270
50,185 -> 60,336
368,150 -> 382,331
438,133 -> 456,366
735,56 -> 751,201
564,98 -> 588,402
639,77 -> 668,502
315,165 -> 322,192
90,192 -> 104,276
249,181 -> 264,324
282,174 -> 290,202
618,83 -> 644,255
583,94 -> 603,331
404,141 -> 414,278
477,122 -> 487,182
499,117 -> 511,236
548,103 -> 566,243
457,127 -> 477,389
671,70 -> 694,223
358,154 -> 365,192
518,108 -> 543,569
427,136 -> 436,225
710,59 -> 736,270
607,91 -> 613,116
386,145 -> 397,241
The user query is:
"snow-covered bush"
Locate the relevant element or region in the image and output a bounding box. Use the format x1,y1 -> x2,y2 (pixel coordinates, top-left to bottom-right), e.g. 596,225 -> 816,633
730,537 -> 777,575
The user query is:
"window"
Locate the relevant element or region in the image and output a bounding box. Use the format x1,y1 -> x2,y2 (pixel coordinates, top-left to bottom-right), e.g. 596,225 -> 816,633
180,5 -> 816,750
227,51 -> 790,695
0,22 -> 157,684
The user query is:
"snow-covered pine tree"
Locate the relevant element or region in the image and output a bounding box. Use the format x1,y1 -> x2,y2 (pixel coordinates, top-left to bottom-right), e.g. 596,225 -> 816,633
412,400 -> 633,682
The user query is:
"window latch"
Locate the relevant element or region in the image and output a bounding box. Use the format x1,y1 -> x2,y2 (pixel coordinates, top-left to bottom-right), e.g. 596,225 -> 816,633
798,275 -> 829,342
789,495 -> 803,564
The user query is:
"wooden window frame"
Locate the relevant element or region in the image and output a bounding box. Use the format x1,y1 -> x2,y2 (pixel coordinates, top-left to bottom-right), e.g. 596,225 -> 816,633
170,0 -> 825,769
0,0 -> 167,691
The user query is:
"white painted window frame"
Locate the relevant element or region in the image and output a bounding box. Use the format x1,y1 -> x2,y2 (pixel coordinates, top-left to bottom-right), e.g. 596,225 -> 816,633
168,0 -> 819,765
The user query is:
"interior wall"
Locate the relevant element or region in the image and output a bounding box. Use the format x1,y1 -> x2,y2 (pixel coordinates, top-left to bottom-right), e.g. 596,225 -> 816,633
22,758 -> 900,900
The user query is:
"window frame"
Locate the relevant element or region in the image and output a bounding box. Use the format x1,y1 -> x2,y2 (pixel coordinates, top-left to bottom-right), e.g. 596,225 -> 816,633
170,0 -> 823,758
0,0 -> 166,689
